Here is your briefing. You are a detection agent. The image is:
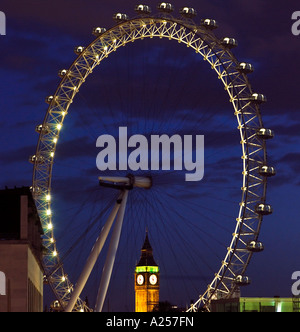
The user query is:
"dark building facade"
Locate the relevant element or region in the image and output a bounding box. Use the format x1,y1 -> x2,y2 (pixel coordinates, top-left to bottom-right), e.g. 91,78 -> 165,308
0,187 -> 44,312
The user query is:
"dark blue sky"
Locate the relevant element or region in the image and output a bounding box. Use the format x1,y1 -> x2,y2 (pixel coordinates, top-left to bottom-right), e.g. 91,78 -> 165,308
1,0 -> 300,311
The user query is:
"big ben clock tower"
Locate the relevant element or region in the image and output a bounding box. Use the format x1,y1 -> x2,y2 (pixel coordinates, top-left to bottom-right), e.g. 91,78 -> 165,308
135,231 -> 160,312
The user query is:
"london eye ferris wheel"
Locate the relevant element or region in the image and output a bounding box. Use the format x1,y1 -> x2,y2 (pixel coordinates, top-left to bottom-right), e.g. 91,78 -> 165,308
30,3 -> 275,312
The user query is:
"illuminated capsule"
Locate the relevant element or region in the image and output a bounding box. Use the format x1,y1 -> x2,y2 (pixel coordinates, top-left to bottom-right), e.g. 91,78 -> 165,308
35,124 -> 50,134
200,19 -> 218,30
135,4 -> 151,14
92,27 -> 107,37
234,275 -> 251,286
157,2 -> 174,13
221,37 -> 238,48
29,155 -> 45,164
74,46 -> 85,55
180,7 -> 197,19
30,186 -> 41,195
247,241 -> 264,253
58,69 -> 68,78
45,96 -> 54,104
255,203 -> 273,216
249,93 -> 267,104
113,13 -> 130,22
237,62 -> 254,74
256,128 -> 274,140
259,166 -> 276,177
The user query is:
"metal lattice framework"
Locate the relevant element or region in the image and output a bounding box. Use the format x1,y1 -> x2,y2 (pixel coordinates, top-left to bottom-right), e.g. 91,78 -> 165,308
31,6 -> 275,312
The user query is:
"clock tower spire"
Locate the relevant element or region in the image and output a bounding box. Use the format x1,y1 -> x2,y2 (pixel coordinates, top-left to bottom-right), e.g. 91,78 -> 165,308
135,231 -> 160,312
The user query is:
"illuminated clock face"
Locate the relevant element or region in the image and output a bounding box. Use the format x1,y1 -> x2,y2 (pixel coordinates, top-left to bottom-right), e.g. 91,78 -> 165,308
149,274 -> 158,285
137,274 -> 144,285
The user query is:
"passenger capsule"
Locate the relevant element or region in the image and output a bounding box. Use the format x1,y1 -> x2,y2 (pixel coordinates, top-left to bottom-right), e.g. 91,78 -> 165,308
237,62 -> 254,74
35,124 -> 43,133
29,155 -> 45,164
45,96 -> 54,104
58,69 -> 68,78
35,124 -> 50,134
92,27 -> 107,37
256,128 -> 274,140
255,203 -> 273,215
259,166 -> 276,177
180,7 -> 197,19
249,93 -> 267,104
157,2 -> 174,13
113,13 -> 130,22
74,46 -> 85,55
221,37 -> 238,48
234,275 -> 251,286
30,186 -> 41,195
247,241 -> 264,253
135,4 -> 151,14
200,19 -> 218,30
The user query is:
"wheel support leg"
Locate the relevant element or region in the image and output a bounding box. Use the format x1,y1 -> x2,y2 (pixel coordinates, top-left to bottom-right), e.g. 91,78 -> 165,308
95,190 -> 129,312
64,192 -> 124,312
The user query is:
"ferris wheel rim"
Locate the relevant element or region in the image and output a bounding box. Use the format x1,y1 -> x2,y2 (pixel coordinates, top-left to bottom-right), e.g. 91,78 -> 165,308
31,13 -> 272,312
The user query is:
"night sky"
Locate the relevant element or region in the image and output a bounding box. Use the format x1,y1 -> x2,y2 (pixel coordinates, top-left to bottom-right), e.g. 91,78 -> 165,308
1,0 -> 300,312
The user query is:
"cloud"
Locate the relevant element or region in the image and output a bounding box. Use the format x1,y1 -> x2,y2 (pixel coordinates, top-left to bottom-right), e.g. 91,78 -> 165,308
271,122 -> 300,138
0,144 -> 35,164
55,136 -> 97,160
279,152 -> 300,173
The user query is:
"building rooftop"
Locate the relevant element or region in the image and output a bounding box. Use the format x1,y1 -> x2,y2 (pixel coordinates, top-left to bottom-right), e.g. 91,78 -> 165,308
0,187 -> 43,263
0,186 -> 42,240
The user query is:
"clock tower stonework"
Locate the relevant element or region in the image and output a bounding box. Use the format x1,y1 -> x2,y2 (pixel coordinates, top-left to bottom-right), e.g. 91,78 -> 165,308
135,232 -> 160,312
